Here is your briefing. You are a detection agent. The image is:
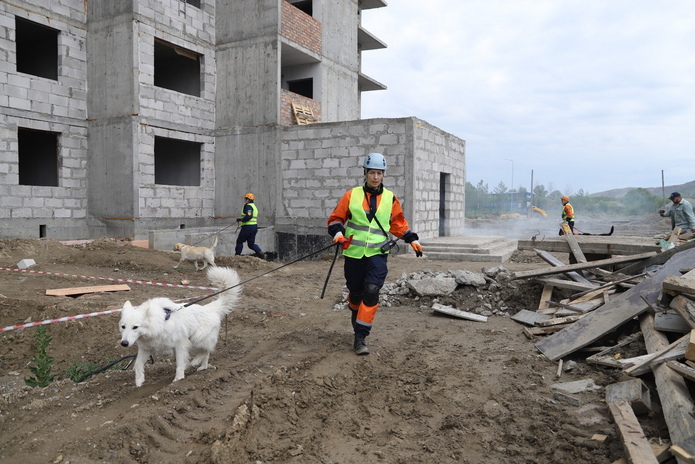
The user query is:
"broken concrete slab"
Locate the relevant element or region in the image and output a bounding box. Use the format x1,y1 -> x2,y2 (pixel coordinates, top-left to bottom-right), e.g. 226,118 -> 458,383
550,379 -> 602,395
407,277 -> 458,296
17,259 -> 36,269
450,269 -> 487,287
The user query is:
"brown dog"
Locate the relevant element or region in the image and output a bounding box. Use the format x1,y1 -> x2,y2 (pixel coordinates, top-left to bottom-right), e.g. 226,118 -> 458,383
173,235 -> 218,271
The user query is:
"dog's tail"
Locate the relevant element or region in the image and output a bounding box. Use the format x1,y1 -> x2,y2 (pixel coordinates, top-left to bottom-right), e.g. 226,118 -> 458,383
205,266 -> 242,317
211,234 -> 218,250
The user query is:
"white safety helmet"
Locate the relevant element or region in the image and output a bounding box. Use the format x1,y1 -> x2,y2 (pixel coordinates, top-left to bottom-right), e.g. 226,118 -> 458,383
363,153 -> 387,171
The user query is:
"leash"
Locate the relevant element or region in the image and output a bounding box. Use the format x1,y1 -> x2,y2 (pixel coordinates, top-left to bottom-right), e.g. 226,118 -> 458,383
182,242 -> 337,307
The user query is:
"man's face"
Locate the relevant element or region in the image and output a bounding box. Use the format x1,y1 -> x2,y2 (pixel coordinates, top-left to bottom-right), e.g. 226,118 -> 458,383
672,196 -> 682,204
365,169 -> 384,189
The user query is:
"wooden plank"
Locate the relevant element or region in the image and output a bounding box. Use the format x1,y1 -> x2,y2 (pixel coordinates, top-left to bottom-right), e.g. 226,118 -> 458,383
432,303 -> 487,322
687,329 -> 695,361
668,227 -> 683,244
607,399 -> 659,464
535,249 -> 594,284
512,252 -> 657,281
663,275 -> 695,295
571,272 -> 648,303
624,333 -> 689,376
524,324 -> 572,336
519,237 -> 661,255
511,309 -> 551,326
654,311 -> 691,334
535,314 -> 586,327
538,284 -> 553,310
670,444 -> 695,464
607,240 -> 695,277
639,313 -> 695,461
612,443 -> 672,464
667,360 -> 695,382
46,284 -> 131,296
588,353 -> 651,369
670,295 -> 695,329
564,230 -> 611,277
536,278 -> 596,292
535,247 -> 695,361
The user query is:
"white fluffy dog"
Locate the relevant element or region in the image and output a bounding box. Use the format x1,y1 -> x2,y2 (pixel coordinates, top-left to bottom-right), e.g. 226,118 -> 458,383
173,235 -> 218,271
119,266 -> 242,387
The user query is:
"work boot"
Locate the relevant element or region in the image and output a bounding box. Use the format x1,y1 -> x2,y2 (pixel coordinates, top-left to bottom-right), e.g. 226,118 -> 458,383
255,252 -> 264,260
353,335 -> 369,355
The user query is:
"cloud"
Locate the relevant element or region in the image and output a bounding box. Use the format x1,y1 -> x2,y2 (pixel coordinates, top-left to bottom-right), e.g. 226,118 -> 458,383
360,1 -> 695,193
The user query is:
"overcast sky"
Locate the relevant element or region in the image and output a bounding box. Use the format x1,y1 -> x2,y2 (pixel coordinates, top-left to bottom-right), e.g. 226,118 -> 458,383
360,1 -> 695,196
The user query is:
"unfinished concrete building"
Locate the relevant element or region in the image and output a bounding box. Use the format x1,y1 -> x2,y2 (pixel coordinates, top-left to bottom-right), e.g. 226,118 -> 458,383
0,0 -> 466,258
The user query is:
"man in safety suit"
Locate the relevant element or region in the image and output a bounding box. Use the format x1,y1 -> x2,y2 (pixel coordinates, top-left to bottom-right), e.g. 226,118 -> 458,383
235,193 -> 264,259
327,153 -> 423,355
559,195 -> 575,236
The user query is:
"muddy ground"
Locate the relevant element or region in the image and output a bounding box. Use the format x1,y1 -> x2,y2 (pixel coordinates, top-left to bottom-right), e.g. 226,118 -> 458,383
0,215 -> 680,463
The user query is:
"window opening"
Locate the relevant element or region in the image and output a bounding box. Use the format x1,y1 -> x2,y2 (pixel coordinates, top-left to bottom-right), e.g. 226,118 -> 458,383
15,17 -> 59,80
184,0 -> 201,8
289,1 -> 312,16
287,78 -> 313,99
154,38 -> 201,96
18,128 -> 59,187
40,225 -> 47,238
154,136 -> 202,186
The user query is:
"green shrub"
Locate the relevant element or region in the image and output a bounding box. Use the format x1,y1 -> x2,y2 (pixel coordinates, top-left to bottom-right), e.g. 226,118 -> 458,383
24,326 -> 56,388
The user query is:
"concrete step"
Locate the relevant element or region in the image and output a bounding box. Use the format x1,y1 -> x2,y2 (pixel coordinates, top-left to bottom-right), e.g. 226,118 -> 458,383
419,236 -> 518,263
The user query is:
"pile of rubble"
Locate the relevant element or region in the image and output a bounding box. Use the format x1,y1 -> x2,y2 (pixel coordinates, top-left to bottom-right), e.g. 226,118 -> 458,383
507,235 -> 695,463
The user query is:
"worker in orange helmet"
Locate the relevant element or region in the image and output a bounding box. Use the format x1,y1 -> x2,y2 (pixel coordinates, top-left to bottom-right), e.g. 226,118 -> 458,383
328,153 -> 423,355
235,193 -> 264,259
559,195 -> 575,236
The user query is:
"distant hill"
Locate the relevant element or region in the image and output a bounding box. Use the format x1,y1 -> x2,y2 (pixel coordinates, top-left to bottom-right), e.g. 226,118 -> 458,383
591,180 -> 695,199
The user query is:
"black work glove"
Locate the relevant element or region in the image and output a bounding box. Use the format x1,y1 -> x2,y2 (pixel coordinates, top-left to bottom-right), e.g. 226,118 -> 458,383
328,223 -> 346,237
236,218 -> 242,223
402,231 -> 419,244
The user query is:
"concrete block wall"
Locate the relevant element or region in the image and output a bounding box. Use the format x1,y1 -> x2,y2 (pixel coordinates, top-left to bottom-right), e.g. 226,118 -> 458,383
276,117 -> 466,258
137,125 -> 216,220
0,1 -> 90,238
412,119 -> 467,237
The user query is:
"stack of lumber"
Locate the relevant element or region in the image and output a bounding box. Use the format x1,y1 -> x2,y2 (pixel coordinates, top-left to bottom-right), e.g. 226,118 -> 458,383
510,235 -> 695,464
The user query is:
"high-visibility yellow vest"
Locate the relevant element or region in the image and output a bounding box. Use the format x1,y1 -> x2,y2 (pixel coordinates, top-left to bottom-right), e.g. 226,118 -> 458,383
242,203 -> 258,225
562,203 -> 575,222
343,187 -> 393,258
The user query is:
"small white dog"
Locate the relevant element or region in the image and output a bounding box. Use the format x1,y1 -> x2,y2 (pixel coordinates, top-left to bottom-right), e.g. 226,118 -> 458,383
119,266 -> 242,387
173,235 -> 218,270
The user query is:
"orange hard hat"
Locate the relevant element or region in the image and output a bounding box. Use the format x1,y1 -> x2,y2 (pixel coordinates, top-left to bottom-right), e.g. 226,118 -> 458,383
244,193 -> 255,200
561,196 -> 570,202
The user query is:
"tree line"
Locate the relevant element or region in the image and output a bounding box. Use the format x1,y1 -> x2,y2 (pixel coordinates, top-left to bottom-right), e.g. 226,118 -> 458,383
465,180 -> 665,218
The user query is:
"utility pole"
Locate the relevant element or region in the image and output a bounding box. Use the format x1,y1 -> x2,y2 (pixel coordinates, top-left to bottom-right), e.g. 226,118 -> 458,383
505,159 -> 514,212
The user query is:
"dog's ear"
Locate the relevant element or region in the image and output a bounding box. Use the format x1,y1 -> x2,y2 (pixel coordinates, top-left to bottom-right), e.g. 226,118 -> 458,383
123,301 -> 133,310
173,243 -> 181,251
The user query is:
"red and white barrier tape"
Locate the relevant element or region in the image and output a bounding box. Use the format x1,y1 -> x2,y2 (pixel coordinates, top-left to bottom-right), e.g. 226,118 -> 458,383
1,267 -> 217,291
0,292 -> 219,332
2,308 -> 124,332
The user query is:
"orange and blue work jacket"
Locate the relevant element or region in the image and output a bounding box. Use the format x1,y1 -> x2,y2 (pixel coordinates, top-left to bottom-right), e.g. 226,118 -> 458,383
562,202 -> 575,223
328,186 -> 410,258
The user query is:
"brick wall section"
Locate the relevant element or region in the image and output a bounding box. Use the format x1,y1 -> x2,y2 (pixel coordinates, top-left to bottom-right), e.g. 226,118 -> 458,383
280,89 -> 322,126
281,1 -> 321,56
